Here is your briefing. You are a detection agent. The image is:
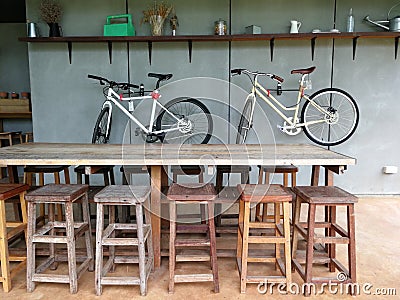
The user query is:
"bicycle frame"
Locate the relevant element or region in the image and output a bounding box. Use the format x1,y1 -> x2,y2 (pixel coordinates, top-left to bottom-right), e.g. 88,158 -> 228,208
103,87 -> 183,136
251,74 -> 330,128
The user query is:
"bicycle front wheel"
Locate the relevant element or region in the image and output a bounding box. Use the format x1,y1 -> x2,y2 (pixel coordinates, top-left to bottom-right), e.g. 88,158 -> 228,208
156,98 -> 213,144
301,88 -> 359,146
92,107 -> 111,144
236,94 -> 255,144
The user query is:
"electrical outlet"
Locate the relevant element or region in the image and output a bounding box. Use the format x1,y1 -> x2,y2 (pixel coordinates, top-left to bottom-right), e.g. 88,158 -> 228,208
382,166 -> 398,174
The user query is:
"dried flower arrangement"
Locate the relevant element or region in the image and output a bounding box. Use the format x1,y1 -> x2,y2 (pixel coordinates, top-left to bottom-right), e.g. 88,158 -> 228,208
141,1 -> 173,36
40,0 -> 62,23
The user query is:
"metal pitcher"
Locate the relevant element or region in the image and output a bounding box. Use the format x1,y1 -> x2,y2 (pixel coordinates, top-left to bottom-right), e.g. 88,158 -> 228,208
364,2 -> 400,32
27,22 -> 38,37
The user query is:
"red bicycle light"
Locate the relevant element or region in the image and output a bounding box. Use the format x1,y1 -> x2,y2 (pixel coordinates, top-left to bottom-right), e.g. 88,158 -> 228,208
151,91 -> 160,100
119,94 -> 123,100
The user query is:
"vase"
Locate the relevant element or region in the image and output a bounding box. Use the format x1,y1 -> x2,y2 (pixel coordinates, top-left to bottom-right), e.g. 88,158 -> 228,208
150,15 -> 165,36
48,23 -> 61,37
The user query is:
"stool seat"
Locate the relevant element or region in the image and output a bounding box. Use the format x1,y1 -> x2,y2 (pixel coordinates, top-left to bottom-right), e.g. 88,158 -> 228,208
238,184 -> 293,203
25,184 -> 88,202
0,184 -> 29,200
93,185 -> 150,204
170,165 -> 204,174
293,186 -> 358,204
167,183 -> 216,201
24,165 -> 69,173
258,164 -> 298,173
216,165 -> 251,173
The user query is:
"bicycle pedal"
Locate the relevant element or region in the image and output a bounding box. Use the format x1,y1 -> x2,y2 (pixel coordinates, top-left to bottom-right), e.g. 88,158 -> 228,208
277,124 -> 284,131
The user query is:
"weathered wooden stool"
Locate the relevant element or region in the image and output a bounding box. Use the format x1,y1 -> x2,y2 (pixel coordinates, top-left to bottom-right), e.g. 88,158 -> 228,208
0,132 -> 23,179
24,132 -> 34,143
25,184 -> 94,294
24,165 -> 71,223
236,184 -> 292,293
0,184 -> 29,292
255,165 -> 298,222
120,166 -> 150,185
291,186 -> 357,296
94,185 -> 153,296
167,183 -> 219,293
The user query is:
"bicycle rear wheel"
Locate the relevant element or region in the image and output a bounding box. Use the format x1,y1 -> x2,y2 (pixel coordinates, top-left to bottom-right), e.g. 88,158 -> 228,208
236,94 -> 255,144
156,98 -> 213,144
92,107 -> 111,144
301,88 -> 359,146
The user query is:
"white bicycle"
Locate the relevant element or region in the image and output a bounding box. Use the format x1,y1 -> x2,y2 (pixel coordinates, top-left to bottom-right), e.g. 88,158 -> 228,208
89,73 -> 213,144
232,67 -> 359,146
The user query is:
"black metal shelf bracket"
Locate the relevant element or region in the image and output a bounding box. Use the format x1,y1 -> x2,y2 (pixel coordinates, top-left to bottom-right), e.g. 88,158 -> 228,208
67,42 -> 72,64
148,41 -> 152,65
188,40 -> 193,63
270,38 -> 275,62
108,41 -> 112,64
311,37 -> 316,61
395,37 -> 399,59
352,37 -> 359,60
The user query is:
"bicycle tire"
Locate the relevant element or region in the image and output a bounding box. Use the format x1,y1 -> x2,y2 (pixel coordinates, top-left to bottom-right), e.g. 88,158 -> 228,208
155,98 -> 213,144
92,106 -> 111,144
301,88 -> 359,146
236,95 -> 255,144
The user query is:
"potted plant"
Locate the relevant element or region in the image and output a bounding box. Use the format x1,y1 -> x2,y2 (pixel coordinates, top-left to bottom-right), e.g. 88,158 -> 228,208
40,0 -> 62,37
142,1 -> 173,36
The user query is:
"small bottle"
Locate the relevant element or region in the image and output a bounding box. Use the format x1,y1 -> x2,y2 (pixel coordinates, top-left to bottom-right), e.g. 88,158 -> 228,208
347,8 -> 354,32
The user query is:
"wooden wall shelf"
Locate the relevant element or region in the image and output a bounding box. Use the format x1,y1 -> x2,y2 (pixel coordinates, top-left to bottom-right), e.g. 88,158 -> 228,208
19,32 -> 400,63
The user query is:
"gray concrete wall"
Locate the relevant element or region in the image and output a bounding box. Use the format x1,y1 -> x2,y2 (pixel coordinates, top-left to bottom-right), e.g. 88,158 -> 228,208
23,0 -> 400,194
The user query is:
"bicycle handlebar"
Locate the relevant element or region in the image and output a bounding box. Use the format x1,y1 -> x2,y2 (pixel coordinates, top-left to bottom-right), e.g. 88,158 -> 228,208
231,68 -> 285,83
87,74 -> 139,89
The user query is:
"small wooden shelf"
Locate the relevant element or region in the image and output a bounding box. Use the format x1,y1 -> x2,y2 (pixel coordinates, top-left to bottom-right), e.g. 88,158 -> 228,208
19,32 -> 400,63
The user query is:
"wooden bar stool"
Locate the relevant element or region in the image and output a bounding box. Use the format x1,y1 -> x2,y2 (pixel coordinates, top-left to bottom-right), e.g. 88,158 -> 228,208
24,165 -> 71,223
167,183 -> 219,294
0,184 -> 29,292
25,184 -> 94,294
74,165 -> 115,185
291,186 -> 357,296
236,184 -> 292,293
120,166 -> 150,185
256,165 -> 298,222
94,185 -> 153,296
0,132 -> 23,179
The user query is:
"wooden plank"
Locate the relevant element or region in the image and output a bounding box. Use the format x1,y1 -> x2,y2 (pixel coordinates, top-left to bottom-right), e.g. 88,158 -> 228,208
0,143 -> 356,166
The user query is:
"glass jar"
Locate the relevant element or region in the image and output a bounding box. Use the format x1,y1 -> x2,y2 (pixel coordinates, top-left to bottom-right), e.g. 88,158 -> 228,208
215,19 -> 227,35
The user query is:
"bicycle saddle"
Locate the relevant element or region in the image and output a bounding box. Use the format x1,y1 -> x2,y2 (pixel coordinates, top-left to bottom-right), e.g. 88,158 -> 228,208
148,73 -> 173,81
291,66 -> 316,75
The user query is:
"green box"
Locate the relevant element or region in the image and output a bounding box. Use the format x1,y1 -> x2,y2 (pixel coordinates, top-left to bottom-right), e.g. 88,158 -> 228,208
104,14 -> 135,36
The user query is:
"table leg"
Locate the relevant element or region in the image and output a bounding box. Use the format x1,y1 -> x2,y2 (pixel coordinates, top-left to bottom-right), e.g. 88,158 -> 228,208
311,165 -> 320,186
150,165 -> 162,268
7,165 -> 19,183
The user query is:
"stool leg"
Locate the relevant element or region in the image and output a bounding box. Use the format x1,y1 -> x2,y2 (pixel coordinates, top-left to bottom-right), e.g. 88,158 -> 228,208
236,198 -> 244,264
108,205 -> 116,272
95,203 -> 104,296
240,201 -> 250,294
144,197 -> 154,270
48,203 -> 58,271
169,201 -> 177,294
291,196 -> 301,268
136,203 -> 148,296
19,192 -> 28,242
0,200 -> 11,292
282,201 -> 292,289
207,201 -> 219,293
63,167 -> 70,184
54,172 -> 63,222
304,204 -> 316,296
328,205 -> 337,272
26,202 -> 36,292
103,172 -> 110,186
76,171 -> 83,184
109,169 -> 115,185
348,204 -> 357,285
274,202 -> 281,270
81,193 -> 94,272
65,201 -> 78,294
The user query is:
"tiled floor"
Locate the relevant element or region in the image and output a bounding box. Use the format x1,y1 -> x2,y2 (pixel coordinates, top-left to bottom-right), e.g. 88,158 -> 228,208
1,196 -> 400,299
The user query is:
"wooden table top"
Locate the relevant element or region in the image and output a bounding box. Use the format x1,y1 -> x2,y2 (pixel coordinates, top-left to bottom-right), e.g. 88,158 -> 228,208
0,142 -> 356,167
